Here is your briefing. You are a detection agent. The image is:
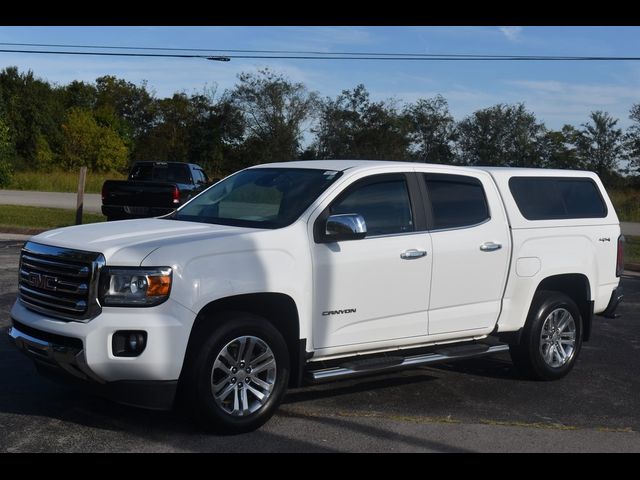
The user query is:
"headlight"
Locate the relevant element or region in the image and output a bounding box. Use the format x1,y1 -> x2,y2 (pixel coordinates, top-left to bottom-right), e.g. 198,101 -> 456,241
99,267 -> 172,307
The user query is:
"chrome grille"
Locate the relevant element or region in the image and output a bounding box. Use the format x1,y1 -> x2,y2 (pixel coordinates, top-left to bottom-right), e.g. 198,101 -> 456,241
18,242 -> 105,322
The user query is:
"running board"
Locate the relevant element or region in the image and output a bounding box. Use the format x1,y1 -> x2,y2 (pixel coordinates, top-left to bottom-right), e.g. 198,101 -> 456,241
306,343 -> 510,383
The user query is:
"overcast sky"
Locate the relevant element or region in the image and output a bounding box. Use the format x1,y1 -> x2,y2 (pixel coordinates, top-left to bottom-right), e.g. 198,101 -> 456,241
1,26 -> 639,129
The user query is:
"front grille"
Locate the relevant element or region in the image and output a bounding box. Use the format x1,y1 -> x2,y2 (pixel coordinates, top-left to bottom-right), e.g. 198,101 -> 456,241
18,242 -> 105,322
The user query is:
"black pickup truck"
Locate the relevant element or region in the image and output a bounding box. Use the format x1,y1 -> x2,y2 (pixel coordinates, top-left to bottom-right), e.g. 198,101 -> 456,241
102,162 -> 210,221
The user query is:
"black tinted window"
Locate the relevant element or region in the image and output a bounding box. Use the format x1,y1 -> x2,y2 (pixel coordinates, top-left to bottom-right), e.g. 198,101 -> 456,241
331,178 -> 414,236
423,174 -> 490,229
129,163 -> 191,183
509,177 -> 607,220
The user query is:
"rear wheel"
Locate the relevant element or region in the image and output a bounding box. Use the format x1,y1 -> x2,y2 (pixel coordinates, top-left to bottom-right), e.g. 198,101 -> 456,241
509,291 -> 582,380
185,313 -> 290,433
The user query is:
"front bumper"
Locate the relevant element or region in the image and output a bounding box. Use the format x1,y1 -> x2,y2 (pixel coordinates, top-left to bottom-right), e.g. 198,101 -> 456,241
8,321 -> 177,410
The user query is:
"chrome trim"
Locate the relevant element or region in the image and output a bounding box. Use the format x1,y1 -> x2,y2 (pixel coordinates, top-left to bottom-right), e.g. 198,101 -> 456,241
359,217 -> 493,240
8,325 -> 104,383
325,213 -> 367,237
18,242 -> 106,322
480,242 -> 503,252
427,216 -> 492,234
400,249 -> 427,259
21,254 -> 90,277
307,344 -> 509,383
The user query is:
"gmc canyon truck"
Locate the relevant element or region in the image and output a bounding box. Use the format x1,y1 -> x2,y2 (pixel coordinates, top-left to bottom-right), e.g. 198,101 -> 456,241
101,161 -> 209,221
8,160 -> 624,433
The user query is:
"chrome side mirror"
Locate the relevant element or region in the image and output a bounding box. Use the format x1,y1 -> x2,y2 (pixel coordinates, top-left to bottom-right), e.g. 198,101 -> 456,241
324,214 -> 367,241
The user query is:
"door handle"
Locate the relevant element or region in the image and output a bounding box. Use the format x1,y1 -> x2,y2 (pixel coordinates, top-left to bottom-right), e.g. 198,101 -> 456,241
480,242 -> 502,252
400,249 -> 427,259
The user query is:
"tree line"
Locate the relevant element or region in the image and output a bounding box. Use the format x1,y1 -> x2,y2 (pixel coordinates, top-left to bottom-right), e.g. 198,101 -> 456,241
1,65 -> 640,188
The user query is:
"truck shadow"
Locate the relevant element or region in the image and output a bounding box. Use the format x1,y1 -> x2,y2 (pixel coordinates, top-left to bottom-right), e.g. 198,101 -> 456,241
283,372 -> 440,404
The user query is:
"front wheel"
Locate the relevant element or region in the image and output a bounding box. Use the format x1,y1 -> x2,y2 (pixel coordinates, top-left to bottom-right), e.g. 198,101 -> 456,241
185,313 -> 290,433
509,291 -> 582,380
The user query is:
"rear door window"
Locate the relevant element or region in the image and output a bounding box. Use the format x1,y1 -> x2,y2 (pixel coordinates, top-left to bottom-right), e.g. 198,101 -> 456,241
422,173 -> 490,229
509,177 -> 607,220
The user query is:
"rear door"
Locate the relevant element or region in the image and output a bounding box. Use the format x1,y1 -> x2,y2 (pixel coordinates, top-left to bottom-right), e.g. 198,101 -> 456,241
419,171 -> 510,335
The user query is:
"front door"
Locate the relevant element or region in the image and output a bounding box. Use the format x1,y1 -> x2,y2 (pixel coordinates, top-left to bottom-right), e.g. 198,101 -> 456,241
310,173 -> 432,349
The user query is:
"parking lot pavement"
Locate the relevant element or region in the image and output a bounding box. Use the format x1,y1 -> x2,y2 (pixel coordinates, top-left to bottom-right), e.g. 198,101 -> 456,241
1,239 -> 639,452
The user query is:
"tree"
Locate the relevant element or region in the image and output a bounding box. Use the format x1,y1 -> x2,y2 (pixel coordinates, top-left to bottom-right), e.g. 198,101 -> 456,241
313,84 -> 411,160
94,75 -> 156,141
61,108 -> 128,172
574,111 -> 624,178
456,103 -> 546,167
132,90 -> 245,176
0,115 -> 14,187
0,67 -> 65,169
625,104 -> 640,174
539,125 -> 582,170
229,69 -> 318,164
60,80 -> 97,110
404,95 -> 457,164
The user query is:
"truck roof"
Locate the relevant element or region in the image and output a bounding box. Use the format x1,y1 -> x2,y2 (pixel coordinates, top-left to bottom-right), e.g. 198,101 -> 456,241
251,160 -> 598,179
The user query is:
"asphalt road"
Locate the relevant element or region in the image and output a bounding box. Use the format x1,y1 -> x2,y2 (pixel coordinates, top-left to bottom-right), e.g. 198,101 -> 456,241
1,239 -> 639,452
0,190 -> 102,213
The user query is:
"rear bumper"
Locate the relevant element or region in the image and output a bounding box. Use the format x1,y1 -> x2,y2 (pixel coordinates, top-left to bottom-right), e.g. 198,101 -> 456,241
7,322 -> 177,410
597,286 -> 624,319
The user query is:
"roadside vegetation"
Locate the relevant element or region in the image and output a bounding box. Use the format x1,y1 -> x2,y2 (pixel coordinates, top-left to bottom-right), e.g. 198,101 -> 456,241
625,235 -> 640,266
6,170 -> 125,193
1,66 -> 640,220
0,205 -> 105,234
608,189 -> 640,222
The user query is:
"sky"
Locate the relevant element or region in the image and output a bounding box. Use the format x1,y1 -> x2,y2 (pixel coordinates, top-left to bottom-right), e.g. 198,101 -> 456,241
0,26 -> 639,130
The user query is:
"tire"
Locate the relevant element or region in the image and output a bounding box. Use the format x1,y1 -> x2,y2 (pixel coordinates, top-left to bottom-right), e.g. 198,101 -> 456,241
509,291 -> 583,381
184,312 -> 290,433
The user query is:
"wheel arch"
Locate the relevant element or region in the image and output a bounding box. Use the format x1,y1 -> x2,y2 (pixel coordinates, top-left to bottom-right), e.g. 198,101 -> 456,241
181,292 -> 305,388
534,273 -> 593,342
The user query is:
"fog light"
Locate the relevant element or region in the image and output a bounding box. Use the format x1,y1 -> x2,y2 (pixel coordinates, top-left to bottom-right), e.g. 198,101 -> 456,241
113,331 -> 147,357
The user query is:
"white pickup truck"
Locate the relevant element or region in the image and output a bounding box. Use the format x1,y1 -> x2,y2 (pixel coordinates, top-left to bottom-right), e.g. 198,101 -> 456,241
8,160 -> 624,432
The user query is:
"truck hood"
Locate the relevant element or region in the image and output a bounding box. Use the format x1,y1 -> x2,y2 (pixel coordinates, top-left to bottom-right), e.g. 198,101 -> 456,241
30,218 -> 258,265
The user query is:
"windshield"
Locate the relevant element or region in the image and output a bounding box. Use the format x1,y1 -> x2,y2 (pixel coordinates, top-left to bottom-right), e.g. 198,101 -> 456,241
172,168 -> 342,228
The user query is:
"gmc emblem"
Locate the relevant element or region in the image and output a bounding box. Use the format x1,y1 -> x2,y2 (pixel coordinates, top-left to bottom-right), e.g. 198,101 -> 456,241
27,273 -> 58,291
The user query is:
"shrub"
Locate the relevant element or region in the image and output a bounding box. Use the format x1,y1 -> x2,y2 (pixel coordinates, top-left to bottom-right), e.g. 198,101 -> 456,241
0,159 -> 12,188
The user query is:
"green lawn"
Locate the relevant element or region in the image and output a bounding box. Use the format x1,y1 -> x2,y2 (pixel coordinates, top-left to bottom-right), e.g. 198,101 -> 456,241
0,204 -> 105,234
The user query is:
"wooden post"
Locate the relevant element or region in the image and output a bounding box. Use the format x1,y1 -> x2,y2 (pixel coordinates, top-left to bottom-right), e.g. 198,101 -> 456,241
75,166 -> 87,225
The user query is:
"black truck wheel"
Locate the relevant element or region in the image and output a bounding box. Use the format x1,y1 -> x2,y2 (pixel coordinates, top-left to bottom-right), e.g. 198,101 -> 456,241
509,291 -> 583,381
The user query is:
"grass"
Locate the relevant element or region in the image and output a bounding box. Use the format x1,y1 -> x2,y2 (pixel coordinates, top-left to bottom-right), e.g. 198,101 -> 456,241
6,170 -> 126,194
0,204 -> 105,234
625,235 -> 640,266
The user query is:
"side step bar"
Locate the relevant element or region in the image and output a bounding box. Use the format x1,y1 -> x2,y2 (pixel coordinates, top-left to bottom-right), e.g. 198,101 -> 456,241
306,343 -> 510,383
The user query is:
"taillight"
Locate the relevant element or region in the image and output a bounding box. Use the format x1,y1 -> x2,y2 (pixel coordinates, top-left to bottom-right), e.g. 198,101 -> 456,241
616,235 -> 625,277
101,183 -> 107,202
172,186 -> 180,204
